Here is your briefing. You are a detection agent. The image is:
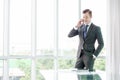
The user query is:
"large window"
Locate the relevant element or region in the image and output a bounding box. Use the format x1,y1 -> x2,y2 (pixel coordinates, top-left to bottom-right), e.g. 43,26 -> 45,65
0,0 -> 3,79
36,58 -> 54,80
58,0 -> 79,57
9,0 -> 32,55
9,59 -> 31,80
0,60 -> 3,80
0,0 -> 106,80
36,0 -> 55,56
0,0 -> 3,56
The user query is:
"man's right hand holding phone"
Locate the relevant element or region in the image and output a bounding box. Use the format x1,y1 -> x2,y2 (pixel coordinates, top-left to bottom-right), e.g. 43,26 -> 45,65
75,19 -> 84,28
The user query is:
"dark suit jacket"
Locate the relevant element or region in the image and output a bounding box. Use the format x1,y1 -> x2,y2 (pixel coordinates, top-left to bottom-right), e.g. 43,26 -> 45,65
68,23 -> 104,59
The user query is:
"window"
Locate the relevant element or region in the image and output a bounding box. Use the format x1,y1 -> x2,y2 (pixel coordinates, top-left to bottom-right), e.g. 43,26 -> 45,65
1,0 -> 107,80
0,60 -> 3,80
9,0 -> 32,55
0,0 -> 3,56
36,58 -> 54,80
9,59 -> 31,80
58,0 -> 79,57
36,0 -> 55,56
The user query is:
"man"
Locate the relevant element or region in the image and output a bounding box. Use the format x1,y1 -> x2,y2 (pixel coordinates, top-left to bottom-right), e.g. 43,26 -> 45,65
68,9 -> 104,80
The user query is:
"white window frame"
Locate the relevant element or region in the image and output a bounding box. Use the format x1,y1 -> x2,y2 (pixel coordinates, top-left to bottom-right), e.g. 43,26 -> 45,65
1,0 -> 107,80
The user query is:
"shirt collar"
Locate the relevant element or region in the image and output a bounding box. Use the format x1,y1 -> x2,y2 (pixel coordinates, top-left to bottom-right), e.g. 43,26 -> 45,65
84,22 -> 92,31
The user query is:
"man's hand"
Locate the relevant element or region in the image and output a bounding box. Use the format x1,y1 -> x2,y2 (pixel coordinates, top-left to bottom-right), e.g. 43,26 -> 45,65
76,19 -> 84,28
93,55 -> 96,59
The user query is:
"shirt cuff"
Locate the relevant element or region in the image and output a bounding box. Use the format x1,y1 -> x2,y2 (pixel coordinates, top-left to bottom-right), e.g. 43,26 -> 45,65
93,54 -> 96,59
74,26 -> 78,30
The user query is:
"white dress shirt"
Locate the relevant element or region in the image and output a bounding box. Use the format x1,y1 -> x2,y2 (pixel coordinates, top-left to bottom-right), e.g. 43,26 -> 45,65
74,22 -> 92,31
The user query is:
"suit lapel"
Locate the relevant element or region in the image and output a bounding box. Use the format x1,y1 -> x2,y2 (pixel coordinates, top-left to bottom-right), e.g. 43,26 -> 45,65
85,23 -> 94,41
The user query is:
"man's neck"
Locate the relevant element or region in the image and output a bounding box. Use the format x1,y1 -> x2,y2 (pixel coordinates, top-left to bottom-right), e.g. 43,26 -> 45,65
84,21 -> 91,25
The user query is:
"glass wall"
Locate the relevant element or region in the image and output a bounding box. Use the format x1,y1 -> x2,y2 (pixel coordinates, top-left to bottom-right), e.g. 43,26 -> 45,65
9,59 -> 31,80
58,0 -> 79,57
36,58 -> 54,80
36,0 -> 55,56
0,60 -> 3,80
0,0 -> 106,80
0,0 -> 3,56
9,0 -> 32,56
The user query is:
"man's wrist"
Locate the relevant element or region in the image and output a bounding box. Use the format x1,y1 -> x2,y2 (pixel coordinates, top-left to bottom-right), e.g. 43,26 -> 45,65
74,26 -> 78,30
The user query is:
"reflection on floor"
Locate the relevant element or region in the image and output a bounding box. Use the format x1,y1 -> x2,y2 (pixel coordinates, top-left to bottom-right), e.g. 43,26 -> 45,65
40,69 -> 106,80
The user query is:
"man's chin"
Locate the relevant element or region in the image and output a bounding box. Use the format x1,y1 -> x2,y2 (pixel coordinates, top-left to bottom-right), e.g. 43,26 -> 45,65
84,22 -> 90,24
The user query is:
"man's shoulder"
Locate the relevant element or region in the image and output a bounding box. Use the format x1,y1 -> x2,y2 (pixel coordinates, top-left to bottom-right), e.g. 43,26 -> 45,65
91,23 -> 98,27
91,23 -> 100,29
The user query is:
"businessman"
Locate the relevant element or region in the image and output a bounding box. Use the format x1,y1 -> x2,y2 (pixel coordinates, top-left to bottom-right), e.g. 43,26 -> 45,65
68,9 -> 104,80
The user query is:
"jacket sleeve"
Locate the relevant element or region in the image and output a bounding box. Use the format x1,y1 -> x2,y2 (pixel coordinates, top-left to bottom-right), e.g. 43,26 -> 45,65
94,27 -> 104,57
68,28 -> 78,37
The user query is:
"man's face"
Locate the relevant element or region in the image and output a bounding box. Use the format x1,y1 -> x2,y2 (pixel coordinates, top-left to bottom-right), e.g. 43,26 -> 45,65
83,12 -> 92,24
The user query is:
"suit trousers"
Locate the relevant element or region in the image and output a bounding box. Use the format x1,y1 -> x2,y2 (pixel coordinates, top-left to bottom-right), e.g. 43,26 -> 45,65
75,50 -> 95,70
75,50 -> 95,80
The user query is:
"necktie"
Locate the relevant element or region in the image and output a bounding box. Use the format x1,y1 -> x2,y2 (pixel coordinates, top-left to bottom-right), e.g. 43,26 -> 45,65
83,25 -> 88,40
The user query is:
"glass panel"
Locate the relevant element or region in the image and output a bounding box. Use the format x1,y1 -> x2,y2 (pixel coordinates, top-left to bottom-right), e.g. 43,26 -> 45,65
94,58 -> 106,80
58,58 -> 76,69
9,0 -> 31,55
0,0 -> 3,56
36,58 -> 54,80
0,60 -> 3,80
94,58 -> 105,71
58,0 -> 79,57
9,59 -> 31,80
37,0 -> 55,55
58,58 -> 76,80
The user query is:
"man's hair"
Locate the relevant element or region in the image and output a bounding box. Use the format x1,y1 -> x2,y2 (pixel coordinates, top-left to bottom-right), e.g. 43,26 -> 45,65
83,9 -> 92,17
